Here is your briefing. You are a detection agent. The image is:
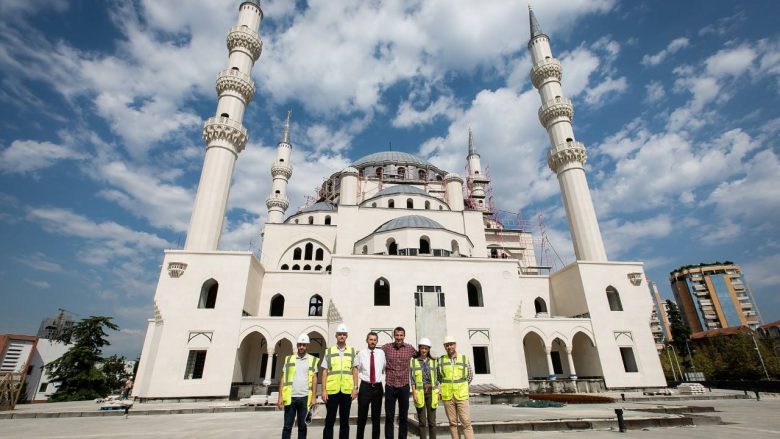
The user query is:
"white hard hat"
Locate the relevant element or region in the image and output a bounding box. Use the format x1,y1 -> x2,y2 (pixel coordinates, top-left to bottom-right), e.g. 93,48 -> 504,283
443,335 -> 456,345
418,338 -> 432,348
297,334 -> 310,344
336,324 -> 349,333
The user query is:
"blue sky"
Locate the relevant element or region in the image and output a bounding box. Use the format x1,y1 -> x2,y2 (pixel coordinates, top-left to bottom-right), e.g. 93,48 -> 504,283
1,0 -> 778,357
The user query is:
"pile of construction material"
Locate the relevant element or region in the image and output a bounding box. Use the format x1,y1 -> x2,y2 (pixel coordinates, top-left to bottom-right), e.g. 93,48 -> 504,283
676,383 -> 706,395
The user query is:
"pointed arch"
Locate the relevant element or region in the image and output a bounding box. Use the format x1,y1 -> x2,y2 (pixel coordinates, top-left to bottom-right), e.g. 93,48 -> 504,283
293,247 -> 302,260
606,286 -> 623,311
305,243 -> 314,260
315,248 -> 324,261
534,297 -> 548,314
406,198 -> 413,209
198,279 -> 218,309
467,279 -> 483,307
374,277 -> 390,306
308,294 -> 323,316
292,264 -> 300,270
388,199 -> 395,208
270,294 -> 285,317
419,235 -> 431,254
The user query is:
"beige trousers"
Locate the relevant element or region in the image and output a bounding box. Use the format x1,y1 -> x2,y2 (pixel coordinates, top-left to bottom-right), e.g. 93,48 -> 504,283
442,398 -> 474,439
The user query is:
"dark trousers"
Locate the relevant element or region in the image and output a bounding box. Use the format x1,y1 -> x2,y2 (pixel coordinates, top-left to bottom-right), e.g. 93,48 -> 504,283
415,392 -> 437,439
384,384 -> 410,439
282,396 -> 308,439
357,382 -> 383,439
323,391 -> 352,439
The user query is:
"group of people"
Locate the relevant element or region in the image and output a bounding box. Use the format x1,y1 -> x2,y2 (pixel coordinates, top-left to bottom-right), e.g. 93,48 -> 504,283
277,324 -> 475,439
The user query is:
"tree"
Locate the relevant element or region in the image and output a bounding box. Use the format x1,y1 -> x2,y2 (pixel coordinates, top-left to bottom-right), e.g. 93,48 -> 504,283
666,300 -> 691,357
102,354 -> 131,393
45,316 -> 119,401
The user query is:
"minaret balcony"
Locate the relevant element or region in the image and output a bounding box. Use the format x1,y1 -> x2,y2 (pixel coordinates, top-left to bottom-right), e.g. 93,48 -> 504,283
530,58 -> 562,89
538,97 -> 573,129
216,69 -> 256,103
271,163 -> 293,179
266,195 -> 290,211
203,116 -> 248,152
547,141 -> 587,173
227,25 -> 263,61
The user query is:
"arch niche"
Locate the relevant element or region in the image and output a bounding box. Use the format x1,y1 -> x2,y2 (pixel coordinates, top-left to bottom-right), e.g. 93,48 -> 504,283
522,331 -> 548,380
571,331 -> 603,378
234,331 -> 269,384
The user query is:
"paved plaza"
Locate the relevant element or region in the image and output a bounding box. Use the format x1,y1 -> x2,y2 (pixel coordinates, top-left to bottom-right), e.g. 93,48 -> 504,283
2,394 -> 780,438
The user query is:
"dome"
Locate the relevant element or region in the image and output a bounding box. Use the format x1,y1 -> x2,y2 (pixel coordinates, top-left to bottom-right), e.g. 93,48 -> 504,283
299,201 -> 337,213
372,185 -> 429,198
352,151 -> 431,168
375,215 -> 446,233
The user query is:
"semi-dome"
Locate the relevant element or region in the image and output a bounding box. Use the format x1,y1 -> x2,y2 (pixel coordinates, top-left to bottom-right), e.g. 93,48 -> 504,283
352,151 -> 431,168
372,185 -> 428,198
375,215 -> 446,233
299,201 -> 337,213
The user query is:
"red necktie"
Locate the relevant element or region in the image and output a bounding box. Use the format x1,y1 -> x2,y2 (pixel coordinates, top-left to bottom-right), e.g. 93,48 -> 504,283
370,350 -> 376,384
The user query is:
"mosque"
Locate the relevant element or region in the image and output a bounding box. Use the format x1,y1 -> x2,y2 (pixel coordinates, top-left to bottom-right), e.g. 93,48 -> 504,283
132,1 -> 666,401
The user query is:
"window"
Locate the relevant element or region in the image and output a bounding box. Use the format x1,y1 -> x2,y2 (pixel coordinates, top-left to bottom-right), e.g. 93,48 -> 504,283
270,294 -> 285,316
292,264 -> 300,270
387,239 -> 398,255
376,167 -> 383,178
620,347 -> 638,372
374,278 -> 390,306
184,350 -> 207,379
315,265 -> 322,271
324,216 -> 331,225
415,291 -> 423,307
418,170 -> 427,180
467,280 -> 483,307
281,264 -> 289,270
293,248 -> 302,260
425,201 -> 430,209
198,279 -> 218,309
315,248 -> 324,261
303,264 -> 311,271
371,203 -> 377,207
438,292 -> 446,307
407,198 -> 413,208
419,236 -> 431,254
305,243 -> 313,260
534,297 -> 547,314
220,113 -> 229,118
39,382 -> 48,392
309,295 -> 323,316
606,286 -> 623,311
362,245 -> 368,255
325,265 -> 331,272
397,167 -> 405,178
388,199 -> 395,208
308,216 -> 314,225
451,240 -> 459,255
472,346 -> 491,374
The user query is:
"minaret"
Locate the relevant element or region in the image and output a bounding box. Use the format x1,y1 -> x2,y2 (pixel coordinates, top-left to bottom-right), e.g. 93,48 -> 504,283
266,111 -> 293,223
465,129 -> 490,213
185,1 -> 263,251
528,7 -> 607,261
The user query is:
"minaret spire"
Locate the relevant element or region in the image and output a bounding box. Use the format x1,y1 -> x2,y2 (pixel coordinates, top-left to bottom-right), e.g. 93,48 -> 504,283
282,110 -> 292,144
528,9 -> 607,261
266,112 -> 293,224
468,127 -> 477,156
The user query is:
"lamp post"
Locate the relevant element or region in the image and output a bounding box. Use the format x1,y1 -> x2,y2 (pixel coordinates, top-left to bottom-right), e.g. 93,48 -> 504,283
750,331 -> 770,380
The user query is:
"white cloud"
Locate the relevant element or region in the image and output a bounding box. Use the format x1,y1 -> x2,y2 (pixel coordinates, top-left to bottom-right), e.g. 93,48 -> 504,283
14,252 -> 64,273
24,278 -> 51,289
641,37 -> 689,66
559,46 -> 600,98
601,214 -> 674,257
645,81 -> 665,103
393,96 -> 460,128
0,140 -> 83,174
584,76 -> 627,107
705,44 -> 757,78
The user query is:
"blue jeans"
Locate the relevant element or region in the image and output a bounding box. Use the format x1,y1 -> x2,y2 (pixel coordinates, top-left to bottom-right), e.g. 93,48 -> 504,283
282,396 -> 308,439
384,384 -> 410,439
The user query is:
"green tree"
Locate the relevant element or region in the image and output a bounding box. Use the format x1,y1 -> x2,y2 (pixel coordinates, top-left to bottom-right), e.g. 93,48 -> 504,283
45,316 -> 119,401
666,300 -> 691,357
102,354 -> 131,392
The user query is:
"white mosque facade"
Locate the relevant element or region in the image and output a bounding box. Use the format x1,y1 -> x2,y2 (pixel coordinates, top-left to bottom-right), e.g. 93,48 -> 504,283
133,2 -> 666,401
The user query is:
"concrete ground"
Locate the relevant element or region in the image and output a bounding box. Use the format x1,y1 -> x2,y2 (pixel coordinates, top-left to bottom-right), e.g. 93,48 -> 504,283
2,396 -> 779,438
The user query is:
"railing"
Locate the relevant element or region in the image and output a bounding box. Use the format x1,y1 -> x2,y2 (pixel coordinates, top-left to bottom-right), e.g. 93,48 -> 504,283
204,116 -> 247,136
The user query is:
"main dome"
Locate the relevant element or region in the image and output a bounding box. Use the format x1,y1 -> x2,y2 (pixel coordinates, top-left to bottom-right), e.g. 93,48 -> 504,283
375,215 -> 446,233
352,151 -> 431,168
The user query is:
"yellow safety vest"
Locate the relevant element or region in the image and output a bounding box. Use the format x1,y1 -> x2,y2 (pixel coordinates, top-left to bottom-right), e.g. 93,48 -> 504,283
281,354 -> 318,406
438,354 -> 469,401
324,346 -> 355,394
410,357 -> 439,409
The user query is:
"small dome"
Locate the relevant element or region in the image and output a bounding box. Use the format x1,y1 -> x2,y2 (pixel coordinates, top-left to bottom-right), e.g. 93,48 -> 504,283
375,215 -> 446,233
299,201 -> 336,213
352,151 -> 431,168
444,173 -> 463,182
341,166 -> 359,175
372,185 -> 428,198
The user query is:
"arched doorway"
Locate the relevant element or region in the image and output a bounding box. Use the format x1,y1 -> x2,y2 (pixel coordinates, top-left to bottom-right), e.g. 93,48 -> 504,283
571,331 -> 603,378
234,331 -> 268,384
306,330 -> 327,362
522,332 -> 548,380
550,337 -> 571,378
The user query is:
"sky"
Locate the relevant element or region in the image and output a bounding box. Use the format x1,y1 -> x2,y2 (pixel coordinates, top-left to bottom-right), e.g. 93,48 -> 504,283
0,0 -> 779,358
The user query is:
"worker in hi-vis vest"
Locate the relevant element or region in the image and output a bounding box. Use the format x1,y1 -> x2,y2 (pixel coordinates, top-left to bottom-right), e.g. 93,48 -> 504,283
410,337 -> 439,439
278,333 -> 318,439
320,324 -> 358,439
438,335 -> 474,439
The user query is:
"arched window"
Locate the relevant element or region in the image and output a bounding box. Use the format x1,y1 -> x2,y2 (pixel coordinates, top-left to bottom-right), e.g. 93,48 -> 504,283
388,199 -> 395,208
407,198 -> 413,209
281,264 -> 289,270
220,112 -> 229,118
270,294 -> 285,316
198,279 -> 218,309
374,278 -> 390,306
294,219 -> 299,224
305,243 -> 313,260
451,240 -> 459,255
293,248 -> 302,260
303,264 -> 311,271
376,167 -> 383,178
324,215 -> 331,225
534,297 -> 548,314
315,265 -> 322,271
419,236 -> 431,254
326,265 -> 332,272
606,286 -> 623,311
436,175 -> 443,181
371,203 -> 377,207
467,280 -> 483,307
362,245 -> 368,255
425,201 -> 430,209
315,248 -> 324,261
418,170 -> 427,180
308,295 -> 323,316
308,216 -> 314,225
387,238 -> 398,255
292,264 -> 300,270
397,167 -> 405,178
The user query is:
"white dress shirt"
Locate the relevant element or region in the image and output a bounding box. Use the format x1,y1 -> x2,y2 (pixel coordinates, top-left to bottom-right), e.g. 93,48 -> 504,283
353,347 -> 386,385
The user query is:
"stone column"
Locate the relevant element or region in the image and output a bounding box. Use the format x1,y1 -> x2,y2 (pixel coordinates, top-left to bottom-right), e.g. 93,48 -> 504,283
545,348 -> 556,380
262,349 -> 275,386
566,349 -> 578,379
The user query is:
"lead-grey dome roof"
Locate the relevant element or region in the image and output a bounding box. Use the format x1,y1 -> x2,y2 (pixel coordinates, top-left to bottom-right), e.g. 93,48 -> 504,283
299,201 -> 336,213
372,185 -> 428,198
375,215 -> 446,233
352,151 -> 431,168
